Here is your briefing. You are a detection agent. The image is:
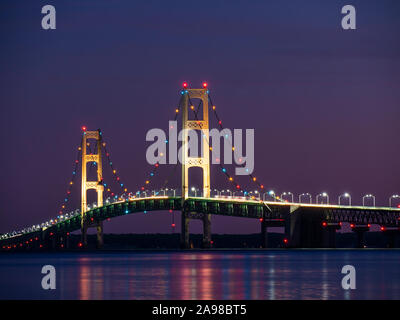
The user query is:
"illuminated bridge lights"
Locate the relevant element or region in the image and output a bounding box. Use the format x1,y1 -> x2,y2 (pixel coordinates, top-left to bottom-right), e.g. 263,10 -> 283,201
2,191 -> 400,249
350,223 -> 371,229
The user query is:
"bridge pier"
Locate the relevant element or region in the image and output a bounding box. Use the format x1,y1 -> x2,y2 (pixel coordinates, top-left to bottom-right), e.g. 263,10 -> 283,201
202,214 -> 212,249
96,221 -> 104,249
352,226 -> 369,248
261,219 -> 285,248
81,221 -> 103,249
321,224 -> 340,248
57,233 -> 70,250
48,234 -> 56,250
285,208 -> 339,248
81,224 -> 88,248
261,220 -> 268,248
383,229 -> 400,248
180,211 -> 212,249
65,233 -> 70,249
181,212 -> 190,249
58,235 -> 64,250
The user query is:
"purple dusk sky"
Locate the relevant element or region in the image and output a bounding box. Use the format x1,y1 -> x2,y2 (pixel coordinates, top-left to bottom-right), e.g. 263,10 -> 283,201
0,0 -> 399,235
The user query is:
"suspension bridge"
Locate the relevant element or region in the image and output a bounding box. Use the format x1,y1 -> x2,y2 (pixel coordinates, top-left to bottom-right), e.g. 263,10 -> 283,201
1,83 -> 400,250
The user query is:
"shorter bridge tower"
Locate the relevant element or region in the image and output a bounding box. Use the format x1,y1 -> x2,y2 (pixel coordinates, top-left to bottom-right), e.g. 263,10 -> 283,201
81,128 -> 104,248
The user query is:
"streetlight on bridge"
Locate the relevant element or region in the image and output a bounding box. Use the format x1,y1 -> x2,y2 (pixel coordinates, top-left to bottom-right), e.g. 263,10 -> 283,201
212,189 -> 221,197
316,192 -> 329,205
298,193 -> 312,204
223,189 -> 233,197
249,190 -> 260,200
362,194 -> 375,207
170,188 -> 176,197
389,194 -> 400,207
233,190 -> 244,198
263,190 -> 276,201
191,187 -> 199,197
338,193 -> 351,206
280,192 -> 294,203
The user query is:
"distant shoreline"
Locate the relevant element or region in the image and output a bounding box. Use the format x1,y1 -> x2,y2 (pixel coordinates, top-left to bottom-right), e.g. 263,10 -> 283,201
2,232 -> 396,252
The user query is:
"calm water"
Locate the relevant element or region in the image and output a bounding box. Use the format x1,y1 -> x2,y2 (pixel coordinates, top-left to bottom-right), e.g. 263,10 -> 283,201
0,250 -> 399,300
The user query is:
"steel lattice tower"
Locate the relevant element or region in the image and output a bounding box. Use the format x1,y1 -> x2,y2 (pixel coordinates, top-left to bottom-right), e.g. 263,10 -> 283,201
81,129 -> 104,248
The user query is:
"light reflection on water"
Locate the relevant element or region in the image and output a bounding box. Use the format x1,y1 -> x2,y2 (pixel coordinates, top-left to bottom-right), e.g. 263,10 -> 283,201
0,250 -> 399,300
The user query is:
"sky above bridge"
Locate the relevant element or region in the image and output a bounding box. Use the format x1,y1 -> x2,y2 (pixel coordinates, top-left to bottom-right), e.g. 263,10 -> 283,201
0,0 -> 399,234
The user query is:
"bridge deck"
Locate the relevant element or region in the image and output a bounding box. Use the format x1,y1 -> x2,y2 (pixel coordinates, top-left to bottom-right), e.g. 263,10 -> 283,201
1,196 -> 400,246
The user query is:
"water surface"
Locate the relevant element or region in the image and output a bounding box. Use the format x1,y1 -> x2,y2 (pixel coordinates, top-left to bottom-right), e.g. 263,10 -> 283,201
0,250 -> 399,299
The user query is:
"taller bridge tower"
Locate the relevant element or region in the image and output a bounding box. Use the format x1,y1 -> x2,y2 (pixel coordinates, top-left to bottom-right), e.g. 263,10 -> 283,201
180,86 -> 211,248
181,88 -> 210,199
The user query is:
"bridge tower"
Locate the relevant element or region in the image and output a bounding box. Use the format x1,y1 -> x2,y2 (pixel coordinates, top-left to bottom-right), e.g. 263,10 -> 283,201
81,128 -> 104,248
181,87 -> 211,248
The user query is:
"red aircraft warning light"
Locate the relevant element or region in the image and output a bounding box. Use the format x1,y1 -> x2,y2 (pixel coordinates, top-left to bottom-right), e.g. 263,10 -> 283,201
182,82 -> 188,88
82,126 -> 87,132
202,82 -> 208,88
